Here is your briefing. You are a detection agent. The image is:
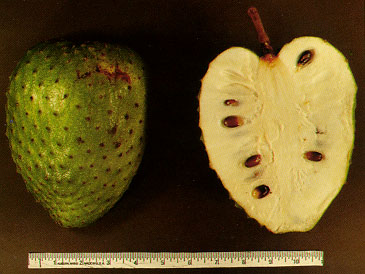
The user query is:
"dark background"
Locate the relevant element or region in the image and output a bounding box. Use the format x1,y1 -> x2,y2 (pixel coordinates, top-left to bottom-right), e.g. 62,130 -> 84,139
0,0 -> 363,273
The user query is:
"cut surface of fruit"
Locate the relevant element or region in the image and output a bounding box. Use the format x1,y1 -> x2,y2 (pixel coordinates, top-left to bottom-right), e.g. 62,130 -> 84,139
199,36 -> 357,233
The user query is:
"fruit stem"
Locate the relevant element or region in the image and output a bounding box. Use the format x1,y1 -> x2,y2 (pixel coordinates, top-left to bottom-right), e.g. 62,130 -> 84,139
248,7 -> 275,57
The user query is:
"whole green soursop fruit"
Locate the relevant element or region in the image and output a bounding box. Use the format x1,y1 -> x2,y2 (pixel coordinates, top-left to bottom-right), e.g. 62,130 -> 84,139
199,8 -> 357,233
6,40 -> 146,228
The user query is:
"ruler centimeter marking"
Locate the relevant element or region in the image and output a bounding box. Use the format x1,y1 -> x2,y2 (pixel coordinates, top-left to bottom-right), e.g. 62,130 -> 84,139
28,251 -> 323,268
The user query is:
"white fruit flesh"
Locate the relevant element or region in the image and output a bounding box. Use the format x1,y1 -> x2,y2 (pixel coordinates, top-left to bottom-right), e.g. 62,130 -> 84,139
199,37 -> 357,233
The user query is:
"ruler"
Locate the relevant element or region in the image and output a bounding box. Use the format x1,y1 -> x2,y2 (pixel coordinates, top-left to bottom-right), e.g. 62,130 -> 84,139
28,251 -> 323,268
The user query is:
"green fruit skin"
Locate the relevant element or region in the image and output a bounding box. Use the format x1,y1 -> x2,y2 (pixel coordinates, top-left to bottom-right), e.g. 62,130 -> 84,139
6,41 -> 146,227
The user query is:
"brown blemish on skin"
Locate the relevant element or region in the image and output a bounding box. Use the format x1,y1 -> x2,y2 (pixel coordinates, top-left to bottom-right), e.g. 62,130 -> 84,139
95,64 -> 131,84
76,63 -> 131,84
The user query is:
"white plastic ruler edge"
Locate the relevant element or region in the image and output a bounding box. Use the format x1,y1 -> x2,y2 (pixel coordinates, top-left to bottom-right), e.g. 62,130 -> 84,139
28,250 -> 324,268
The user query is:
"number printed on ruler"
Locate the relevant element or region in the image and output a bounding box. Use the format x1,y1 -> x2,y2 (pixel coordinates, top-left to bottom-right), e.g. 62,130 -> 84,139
28,251 -> 324,268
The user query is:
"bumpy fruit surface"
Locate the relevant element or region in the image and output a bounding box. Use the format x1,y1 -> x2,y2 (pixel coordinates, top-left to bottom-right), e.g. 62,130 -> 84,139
199,9 -> 357,233
6,41 -> 146,227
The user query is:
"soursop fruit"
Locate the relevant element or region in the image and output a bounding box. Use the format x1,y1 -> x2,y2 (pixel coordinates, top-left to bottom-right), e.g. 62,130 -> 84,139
6,41 -> 146,228
199,8 -> 357,233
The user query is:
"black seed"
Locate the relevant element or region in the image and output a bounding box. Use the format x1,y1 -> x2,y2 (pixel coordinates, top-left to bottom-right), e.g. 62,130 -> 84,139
79,166 -> 83,170
94,176 -> 98,180
134,103 -> 139,107
305,151 -> 323,162
38,110 -> 42,114
55,78 -> 59,83
90,164 -> 94,168
223,116 -> 243,128
63,94 -> 68,99
124,114 -> 129,120
107,110 -> 113,115
45,127 -> 51,132
102,155 -> 107,159
64,127 -> 69,131
25,112 -> 29,116
128,85 -> 132,90
106,168 -> 111,172
38,82 -> 43,87
53,112 -> 58,116
33,124 -> 37,129
30,96 -> 34,101
252,185 -> 270,199
245,154 -> 261,168
85,117 -> 91,121
118,153 -> 123,157
30,138 -> 34,142
86,149 -> 91,153
129,129 -> 133,135
114,142 -> 121,148
32,68 -> 37,74
297,50 -> 314,67
76,105 -> 81,109
45,96 -> 49,100
50,151 -> 54,155
99,143 -> 104,147
224,99 -> 239,106
68,155 -> 73,159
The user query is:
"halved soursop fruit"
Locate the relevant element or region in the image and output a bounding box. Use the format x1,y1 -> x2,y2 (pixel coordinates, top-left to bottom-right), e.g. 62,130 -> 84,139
199,8 -> 357,233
